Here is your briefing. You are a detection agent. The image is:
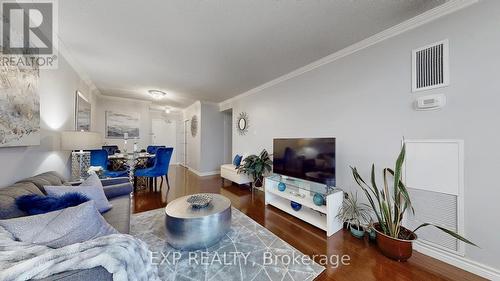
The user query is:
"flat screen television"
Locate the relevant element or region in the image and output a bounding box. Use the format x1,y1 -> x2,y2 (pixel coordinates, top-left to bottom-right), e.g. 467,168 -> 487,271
273,138 -> 335,186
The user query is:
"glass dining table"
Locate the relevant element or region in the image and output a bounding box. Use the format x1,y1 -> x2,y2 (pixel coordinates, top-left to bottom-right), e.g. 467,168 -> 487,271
108,152 -> 155,184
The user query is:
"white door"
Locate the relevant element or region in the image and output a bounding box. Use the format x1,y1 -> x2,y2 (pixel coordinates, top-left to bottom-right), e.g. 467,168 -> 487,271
151,118 -> 176,163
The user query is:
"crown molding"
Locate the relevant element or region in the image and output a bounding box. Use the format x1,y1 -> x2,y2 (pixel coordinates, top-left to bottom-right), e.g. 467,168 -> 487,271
218,0 -> 478,110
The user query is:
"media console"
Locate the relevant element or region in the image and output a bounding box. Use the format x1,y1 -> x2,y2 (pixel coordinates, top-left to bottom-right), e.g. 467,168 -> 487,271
264,174 -> 343,236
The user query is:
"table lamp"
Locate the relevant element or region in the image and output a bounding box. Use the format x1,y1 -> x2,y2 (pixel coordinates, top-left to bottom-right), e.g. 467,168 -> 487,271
61,131 -> 102,180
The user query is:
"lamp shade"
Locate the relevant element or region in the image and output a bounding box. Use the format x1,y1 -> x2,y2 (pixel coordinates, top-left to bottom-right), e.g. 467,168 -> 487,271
61,131 -> 102,151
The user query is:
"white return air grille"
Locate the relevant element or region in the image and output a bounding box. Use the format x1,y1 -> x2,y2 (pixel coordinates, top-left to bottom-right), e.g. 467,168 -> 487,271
412,40 -> 449,92
405,188 -> 459,252
403,140 -> 465,256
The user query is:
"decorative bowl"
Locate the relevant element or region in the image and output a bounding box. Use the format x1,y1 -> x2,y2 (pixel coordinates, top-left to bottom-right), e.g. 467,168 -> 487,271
278,182 -> 286,192
290,201 -> 302,211
187,194 -> 213,209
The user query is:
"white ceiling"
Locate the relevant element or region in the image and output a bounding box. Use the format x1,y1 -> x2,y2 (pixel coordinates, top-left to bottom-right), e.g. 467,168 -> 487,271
58,0 -> 446,108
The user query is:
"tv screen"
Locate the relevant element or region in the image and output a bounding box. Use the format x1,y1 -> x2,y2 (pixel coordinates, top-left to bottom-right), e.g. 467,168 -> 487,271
273,138 -> 335,185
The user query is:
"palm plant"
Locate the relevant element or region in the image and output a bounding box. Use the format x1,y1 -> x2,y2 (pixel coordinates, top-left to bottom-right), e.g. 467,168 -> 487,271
336,192 -> 372,233
237,149 -> 272,187
351,144 -> 476,245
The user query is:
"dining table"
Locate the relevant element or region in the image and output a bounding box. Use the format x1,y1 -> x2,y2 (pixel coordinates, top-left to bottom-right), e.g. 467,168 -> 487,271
108,152 -> 155,184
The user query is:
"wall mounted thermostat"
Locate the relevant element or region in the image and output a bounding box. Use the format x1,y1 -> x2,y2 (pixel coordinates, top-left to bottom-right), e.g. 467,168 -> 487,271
414,94 -> 446,111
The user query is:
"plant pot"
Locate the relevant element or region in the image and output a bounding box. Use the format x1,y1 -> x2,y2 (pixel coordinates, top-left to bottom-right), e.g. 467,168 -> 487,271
350,225 -> 365,239
254,176 -> 263,188
368,228 -> 377,242
373,223 -> 417,262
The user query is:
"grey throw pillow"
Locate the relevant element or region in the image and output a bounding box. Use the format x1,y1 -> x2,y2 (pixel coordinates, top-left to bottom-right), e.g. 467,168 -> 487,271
44,173 -> 112,213
0,201 -> 118,248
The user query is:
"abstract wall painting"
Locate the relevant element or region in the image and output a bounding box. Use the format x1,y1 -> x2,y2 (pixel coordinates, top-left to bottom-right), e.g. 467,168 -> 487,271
105,111 -> 140,139
0,66 -> 40,147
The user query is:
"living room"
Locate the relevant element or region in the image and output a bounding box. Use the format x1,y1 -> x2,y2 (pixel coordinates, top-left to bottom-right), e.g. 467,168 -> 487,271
0,0 -> 499,280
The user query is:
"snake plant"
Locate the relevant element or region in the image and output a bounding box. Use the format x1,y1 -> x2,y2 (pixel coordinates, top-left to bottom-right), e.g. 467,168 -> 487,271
351,144 -> 476,246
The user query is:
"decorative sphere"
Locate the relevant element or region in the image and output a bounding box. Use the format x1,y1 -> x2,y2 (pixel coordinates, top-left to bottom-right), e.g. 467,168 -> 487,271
313,193 -> 325,206
278,182 -> 286,192
290,201 -> 302,211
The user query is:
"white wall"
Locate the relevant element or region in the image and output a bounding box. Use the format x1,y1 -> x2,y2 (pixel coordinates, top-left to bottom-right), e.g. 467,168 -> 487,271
200,103 -> 225,173
94,96 -> 152,151
228,0 -> 500,274
183,101 -> 201,171
0,54 -> 94,187
182,101 -> 225,174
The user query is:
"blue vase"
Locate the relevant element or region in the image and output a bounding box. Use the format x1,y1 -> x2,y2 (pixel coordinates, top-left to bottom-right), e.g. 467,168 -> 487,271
290,201 -> 302,211
278,182 -> 286,192
313,193 -> 325,206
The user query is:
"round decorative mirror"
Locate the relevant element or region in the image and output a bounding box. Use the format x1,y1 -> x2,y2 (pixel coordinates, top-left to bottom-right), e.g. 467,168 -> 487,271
238,118 -> 246,130
236,112 -> 249,135
190,115 -> 198,137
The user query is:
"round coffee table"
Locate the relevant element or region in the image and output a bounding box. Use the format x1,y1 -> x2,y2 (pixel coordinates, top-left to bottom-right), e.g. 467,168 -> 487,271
165,193 -> 231,250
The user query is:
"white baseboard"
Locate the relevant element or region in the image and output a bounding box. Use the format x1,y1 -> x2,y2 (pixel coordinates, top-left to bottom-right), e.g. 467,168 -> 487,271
186,167 -> 220,177
413,242 -> 500,280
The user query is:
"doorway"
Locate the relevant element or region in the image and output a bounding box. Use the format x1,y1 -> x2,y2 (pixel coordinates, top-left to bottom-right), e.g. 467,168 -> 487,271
222,109 -> 233,164
151,118 -> 177,163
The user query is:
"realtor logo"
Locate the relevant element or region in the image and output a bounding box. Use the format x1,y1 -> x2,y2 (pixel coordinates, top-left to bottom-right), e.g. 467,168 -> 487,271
1,0 -> 58,68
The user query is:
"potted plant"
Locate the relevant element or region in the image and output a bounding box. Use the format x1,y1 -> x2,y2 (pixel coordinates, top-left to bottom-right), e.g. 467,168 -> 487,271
351,144 -> 476,261
336,192 -> 372,239
237,149 -> 272,188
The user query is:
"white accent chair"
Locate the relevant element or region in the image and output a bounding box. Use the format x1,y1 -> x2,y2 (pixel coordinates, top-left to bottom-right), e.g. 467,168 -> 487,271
220,164 -> 252,186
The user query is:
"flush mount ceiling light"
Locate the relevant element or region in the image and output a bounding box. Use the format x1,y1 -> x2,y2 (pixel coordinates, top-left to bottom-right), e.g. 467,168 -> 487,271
164,107 -> 171,114
148,90 -> 167,100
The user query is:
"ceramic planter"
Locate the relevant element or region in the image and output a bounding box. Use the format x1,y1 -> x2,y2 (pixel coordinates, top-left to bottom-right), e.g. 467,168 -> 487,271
350,225 -> 365,239
373,223 -> 417,262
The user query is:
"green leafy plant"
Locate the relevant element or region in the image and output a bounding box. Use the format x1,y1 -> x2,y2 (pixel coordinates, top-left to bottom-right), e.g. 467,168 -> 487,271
351,144 -> 476,245
336,192 -> 372,231
237,149 -> 272,186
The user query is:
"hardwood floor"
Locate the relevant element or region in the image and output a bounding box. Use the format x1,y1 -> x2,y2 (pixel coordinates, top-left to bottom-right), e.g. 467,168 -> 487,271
132,165 -> 485,281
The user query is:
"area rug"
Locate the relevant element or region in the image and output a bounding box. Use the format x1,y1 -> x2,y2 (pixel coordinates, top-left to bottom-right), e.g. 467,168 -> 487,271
131,207 -> 325,281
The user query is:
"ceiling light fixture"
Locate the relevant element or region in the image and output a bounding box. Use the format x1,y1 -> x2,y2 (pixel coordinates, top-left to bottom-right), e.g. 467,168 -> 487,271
165,107 -> 171,114
148,90 -> 167,100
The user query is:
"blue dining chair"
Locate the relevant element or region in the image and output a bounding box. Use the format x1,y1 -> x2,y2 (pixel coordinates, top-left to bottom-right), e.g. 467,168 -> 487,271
134,147 -> 173,191
90,149 -> 129,178
102,145 -> 119,156
146,145 -> 166,167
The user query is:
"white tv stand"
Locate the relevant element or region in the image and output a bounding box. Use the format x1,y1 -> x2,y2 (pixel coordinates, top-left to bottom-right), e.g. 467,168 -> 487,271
264,174 -> 343,236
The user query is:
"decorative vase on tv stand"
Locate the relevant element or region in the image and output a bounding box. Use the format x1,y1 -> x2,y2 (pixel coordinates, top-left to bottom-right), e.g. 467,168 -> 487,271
351,143 -> 477,261
278,182 -> 286,192
237,149 -> 272,190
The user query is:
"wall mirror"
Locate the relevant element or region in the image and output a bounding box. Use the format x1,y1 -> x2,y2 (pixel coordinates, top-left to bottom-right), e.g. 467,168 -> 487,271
236,112 -> 249,135
75,91 -> 91,131
191,115 -> 198,137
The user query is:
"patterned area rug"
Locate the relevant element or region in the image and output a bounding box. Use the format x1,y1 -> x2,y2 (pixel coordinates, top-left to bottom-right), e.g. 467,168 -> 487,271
131,207 -> 324,281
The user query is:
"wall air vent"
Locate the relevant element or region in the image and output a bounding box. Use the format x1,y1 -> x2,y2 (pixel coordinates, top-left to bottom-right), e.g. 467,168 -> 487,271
412,39 -> 449,92
403,139 -> 465,257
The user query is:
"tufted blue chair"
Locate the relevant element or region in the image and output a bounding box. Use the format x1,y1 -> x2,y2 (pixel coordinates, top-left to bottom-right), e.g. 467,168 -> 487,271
102,145 -> 120,156
134,147 -> 173,191
90,149 -> 129,178
146,145 -> 166,167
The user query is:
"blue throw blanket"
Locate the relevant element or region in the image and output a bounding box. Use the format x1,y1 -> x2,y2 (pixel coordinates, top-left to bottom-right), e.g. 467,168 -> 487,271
16,193 -> 90,215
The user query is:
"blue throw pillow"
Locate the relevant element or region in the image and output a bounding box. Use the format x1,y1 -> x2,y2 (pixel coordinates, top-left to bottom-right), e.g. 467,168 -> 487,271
233,155 -> 243,167
15,193 -> 90,215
